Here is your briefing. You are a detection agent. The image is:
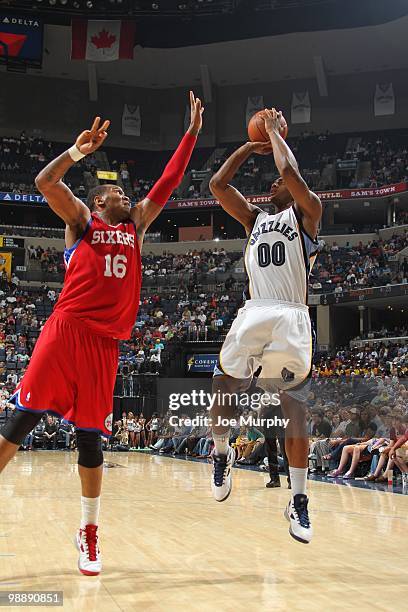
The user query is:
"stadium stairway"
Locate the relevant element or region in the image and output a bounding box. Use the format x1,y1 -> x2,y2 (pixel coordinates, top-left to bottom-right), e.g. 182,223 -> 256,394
199,147 -> 227,196
320,162 -> 336,189
355,160 -> 372,186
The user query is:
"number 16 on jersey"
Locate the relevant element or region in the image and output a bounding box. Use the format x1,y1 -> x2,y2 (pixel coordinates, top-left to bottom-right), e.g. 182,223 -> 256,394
104,254 -> 128,278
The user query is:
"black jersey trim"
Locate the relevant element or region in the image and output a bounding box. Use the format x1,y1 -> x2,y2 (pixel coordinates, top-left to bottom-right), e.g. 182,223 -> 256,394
293,205 -> 319,245
242,210 -> 263,302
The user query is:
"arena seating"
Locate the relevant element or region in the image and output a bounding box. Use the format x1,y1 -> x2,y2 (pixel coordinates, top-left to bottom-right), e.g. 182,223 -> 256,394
145,369 -> 408,486
195,129 -> 408,196
1,128 -> 408,202
0,240 -> 406,487
0,129 -> 406,487
310,233 -> 408,293
0,134 -> 85,197
3,236 -> 403,391
22,232 -> 408,292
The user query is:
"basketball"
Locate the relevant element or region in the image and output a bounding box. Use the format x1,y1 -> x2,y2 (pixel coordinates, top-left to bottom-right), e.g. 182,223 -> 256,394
248,110 -> 288,142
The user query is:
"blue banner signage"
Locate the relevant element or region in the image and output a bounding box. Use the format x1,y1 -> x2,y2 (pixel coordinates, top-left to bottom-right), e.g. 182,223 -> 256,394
0,192 -> 47,204
186,354 -> 219,373
0,14 -> 43,65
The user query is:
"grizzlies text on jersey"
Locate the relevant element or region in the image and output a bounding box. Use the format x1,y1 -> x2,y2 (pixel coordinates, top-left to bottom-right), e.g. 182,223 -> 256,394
244,206 -> 318,304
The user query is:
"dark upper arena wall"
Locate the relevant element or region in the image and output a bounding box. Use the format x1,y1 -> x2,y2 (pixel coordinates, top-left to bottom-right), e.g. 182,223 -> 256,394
0,69 -> 408,148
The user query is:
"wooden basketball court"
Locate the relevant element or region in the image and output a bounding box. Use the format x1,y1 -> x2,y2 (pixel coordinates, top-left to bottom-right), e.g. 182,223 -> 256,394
0,451 -> 406,611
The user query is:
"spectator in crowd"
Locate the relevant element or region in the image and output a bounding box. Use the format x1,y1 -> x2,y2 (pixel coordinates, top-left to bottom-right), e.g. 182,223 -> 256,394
146,413 -> 160,447
236,425 -> 265,464
43,415 -> 58,450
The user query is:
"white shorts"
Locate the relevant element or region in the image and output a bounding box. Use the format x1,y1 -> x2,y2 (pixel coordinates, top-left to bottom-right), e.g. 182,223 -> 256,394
218,299 -> 313,391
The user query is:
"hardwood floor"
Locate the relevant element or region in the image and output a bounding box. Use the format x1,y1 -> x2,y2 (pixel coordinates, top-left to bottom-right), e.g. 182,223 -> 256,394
0,451 -> 406,611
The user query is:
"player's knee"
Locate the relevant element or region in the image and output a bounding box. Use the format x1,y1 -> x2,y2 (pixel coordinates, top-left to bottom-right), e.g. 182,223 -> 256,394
1,409 -> 43,446
76,429 -> 103,468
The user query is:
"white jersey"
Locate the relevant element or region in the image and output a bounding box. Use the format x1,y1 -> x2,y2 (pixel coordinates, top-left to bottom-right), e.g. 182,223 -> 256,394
244,206 -> 318,305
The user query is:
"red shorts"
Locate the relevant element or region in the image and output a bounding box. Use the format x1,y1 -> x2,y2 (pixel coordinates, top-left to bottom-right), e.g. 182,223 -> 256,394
12,311 -> 118,436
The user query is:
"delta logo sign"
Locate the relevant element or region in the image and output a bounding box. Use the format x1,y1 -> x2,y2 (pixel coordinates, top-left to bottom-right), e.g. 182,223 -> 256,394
0,14 -> 43,62
0,31 -> 27,58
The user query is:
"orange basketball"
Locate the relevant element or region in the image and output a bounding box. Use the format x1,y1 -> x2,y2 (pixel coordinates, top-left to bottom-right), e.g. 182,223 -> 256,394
248,110 -> 288,142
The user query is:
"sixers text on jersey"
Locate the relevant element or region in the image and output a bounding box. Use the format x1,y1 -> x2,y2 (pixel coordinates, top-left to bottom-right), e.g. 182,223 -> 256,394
55,213 -> 142,340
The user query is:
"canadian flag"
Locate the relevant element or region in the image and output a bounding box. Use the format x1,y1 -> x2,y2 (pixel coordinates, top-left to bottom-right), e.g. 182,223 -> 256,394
71,19 -> 135,61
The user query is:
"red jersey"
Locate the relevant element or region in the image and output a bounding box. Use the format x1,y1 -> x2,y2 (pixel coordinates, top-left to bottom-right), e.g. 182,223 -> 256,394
55,213 -> 141,340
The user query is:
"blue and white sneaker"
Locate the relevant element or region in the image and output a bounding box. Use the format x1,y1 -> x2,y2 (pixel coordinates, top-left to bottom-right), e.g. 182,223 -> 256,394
284,494 -> 313,544
211,447 -> 235,502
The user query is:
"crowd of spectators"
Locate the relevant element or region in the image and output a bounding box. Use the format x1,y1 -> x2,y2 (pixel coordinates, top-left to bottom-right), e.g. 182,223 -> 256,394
18,414 -> 76,451
0,264 -> 243,402
198,130 -> 408,197
286,132 -> 408,191
22,245 -> 244,342
0,409 -> 117,452
133,284 -> 242,349
145,373 -> 407,487
0,277 -> 176,394
0,225 -> 65,239
142,248 -> 241,279
27,245 -> 65,277
310,234 -> 408,293
111,412 -> 160,449
313,342 -> 408,379
23,233 -> 407,297
0,133 -> 53,196
0,132 -> 86,198
1,129 -> 407,489
18,235 -> 408,353
1,129 -> 408,206
395,210 -> 408,226
0,132 -> 180,204
3,264 -> 405,399
306,374 -> 408,482
0,262 -> 406,491
23,244 -> 243,286
361,136 -> 408,189
352,325 -> 407,341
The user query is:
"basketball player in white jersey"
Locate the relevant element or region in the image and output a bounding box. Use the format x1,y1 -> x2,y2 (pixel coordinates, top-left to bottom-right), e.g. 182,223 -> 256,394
209,108 -> 321,543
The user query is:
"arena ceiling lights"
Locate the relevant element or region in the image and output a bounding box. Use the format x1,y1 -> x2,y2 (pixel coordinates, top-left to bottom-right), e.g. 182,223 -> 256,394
254,0 -> 336,9
11,0 -> 238,16
138,0 -> 237,15
20,0 -> 134,14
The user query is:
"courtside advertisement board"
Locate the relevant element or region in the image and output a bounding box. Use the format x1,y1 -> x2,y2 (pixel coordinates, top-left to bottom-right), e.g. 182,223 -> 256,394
186,354 -> 219,373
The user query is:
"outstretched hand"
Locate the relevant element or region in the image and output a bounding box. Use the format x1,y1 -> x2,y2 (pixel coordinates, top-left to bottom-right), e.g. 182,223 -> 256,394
75,116 -> 110,155
263,108 -> 283,136
188,91 -> 204,137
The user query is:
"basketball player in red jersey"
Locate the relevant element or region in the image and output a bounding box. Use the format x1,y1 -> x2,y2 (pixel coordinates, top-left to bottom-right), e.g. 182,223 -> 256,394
0,91 -> 204,575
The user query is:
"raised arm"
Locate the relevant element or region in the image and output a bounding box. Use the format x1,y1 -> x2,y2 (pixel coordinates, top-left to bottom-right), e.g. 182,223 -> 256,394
35,117 -> 110,238
264,108 -> 322,238
131,91 -> 203,243
209,141 -> 271,234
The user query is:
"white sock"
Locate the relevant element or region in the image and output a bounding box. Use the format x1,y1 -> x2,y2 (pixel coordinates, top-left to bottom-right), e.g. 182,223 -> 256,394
80,496 -> 100,529
289,467 -> 308,497
212,430 -> 230,456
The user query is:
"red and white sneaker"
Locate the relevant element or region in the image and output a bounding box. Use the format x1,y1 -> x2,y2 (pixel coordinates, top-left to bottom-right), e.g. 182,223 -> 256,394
75,524 -> 102,576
